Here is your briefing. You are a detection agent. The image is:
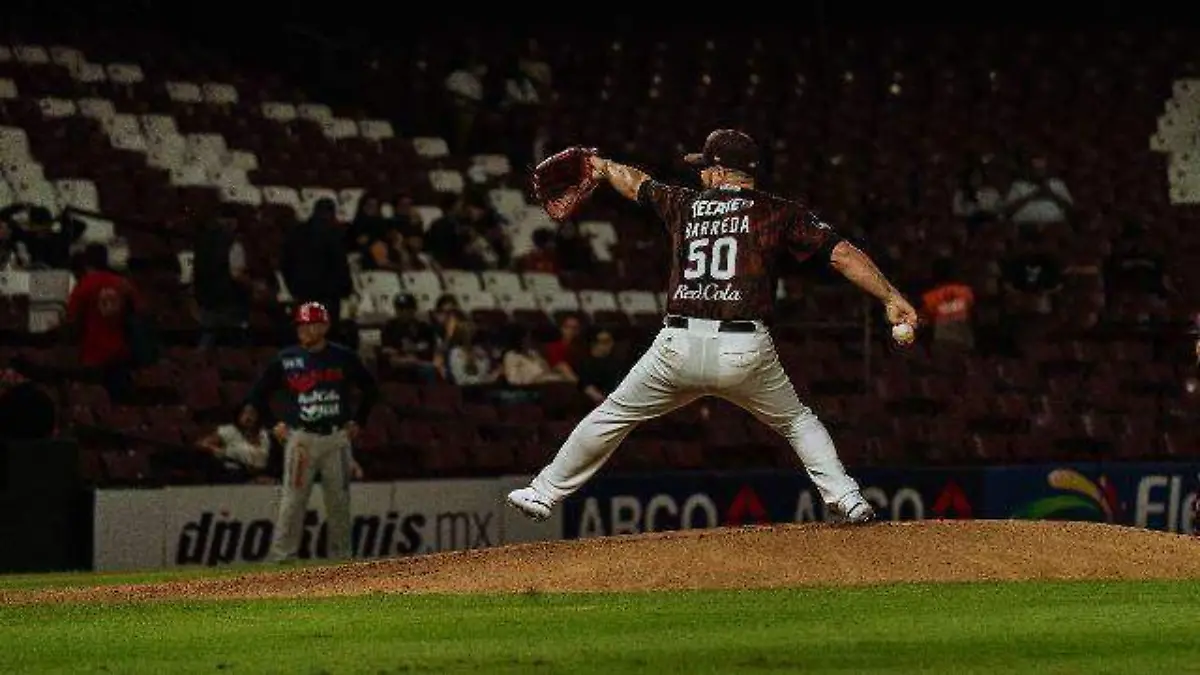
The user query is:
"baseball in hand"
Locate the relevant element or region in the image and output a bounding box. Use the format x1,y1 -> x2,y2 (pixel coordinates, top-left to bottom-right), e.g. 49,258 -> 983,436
891,323 -> 915,345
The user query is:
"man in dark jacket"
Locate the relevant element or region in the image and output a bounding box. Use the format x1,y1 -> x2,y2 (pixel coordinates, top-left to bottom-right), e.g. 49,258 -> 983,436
193,204 -> 251,348
280,198 -> 354,339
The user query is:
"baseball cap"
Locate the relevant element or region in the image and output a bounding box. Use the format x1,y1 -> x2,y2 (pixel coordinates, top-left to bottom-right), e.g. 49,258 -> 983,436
294,301 -> 331,325
683,129 -> 759,174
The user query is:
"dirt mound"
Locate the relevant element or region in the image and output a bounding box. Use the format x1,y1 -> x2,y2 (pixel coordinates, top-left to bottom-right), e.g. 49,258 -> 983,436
6,520 -> 1200,605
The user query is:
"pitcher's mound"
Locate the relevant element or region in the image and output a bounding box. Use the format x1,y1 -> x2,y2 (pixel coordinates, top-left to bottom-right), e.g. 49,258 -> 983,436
8,520 -> 1200,604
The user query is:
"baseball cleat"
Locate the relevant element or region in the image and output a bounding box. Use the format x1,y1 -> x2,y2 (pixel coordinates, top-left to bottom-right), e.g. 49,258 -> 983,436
829,493 -> 876,525
506,487 -> 553,522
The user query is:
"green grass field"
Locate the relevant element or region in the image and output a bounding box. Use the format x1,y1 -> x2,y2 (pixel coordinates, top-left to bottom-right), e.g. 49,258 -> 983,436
2,573 -> 1199,674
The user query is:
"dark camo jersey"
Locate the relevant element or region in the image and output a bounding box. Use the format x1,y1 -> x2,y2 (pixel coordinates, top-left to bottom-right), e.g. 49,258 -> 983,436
637,180 -> 842,322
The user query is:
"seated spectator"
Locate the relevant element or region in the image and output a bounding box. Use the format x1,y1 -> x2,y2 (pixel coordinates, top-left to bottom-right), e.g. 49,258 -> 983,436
518,227 -> 558,274
543,312 -> 586,382
951,157 -> 1004,233
1104,219 -> 1176,308
346,193 -> 389,252
920,257 -> 976,352
379,293 -> 444,382
555,220 -> 597,274
1002,151 -> 1073,234
361,226 -> 409,273
446,319 -> 501,386
502,325 -> 571,386
0,366 -> 56,440
576,327 -> 624,405
999,231 -> 1064,339
430,293 -> 463,343
65,244 -> 140,402
195,404 -> 271,481
0,217 -> 31,270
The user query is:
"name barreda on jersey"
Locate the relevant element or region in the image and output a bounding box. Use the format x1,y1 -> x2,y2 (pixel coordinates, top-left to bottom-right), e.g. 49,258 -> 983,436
684,216 -> 750,239
673,281 -> 743,302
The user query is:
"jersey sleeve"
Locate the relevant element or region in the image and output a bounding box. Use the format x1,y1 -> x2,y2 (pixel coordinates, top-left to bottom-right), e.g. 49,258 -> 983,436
637,180 -> 693,234
786,207 -> 843,264
345,349 -> 380,427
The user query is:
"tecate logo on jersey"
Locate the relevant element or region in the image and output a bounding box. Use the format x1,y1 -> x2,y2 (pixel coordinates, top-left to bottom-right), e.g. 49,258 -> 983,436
672,281 -> 743,302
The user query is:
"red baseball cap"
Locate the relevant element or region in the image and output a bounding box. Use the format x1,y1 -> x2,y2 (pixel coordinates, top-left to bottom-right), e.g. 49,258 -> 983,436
294,301 -> 331,325
683,129 -> 760,174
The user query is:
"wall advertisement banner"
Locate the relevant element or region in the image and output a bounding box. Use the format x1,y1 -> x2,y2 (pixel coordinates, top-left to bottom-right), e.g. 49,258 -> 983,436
560,468 -> 981,539
95,478 -> 514,571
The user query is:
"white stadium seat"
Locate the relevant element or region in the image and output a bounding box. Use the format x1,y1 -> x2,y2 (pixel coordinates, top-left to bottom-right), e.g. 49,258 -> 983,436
0,79 -> 16,100
77,98 -> 116,122
537,289 -> 581,316
522,271 -> 563,293
37,98 -> 76,118
74,62 -> 107,84
54,178 -> 101,212
400,270 -> 443,297
261,102 -> 298,122
412,136 -> 450,158
454,288 -> 500,313
14,45 -> 50,65
105,63 -> 145,84
322,118 -> 359,140
358,119 -> 394,140
297,103 -> 333,123
617,290 -> 661,316
578,289 -> 620,316
177,251 -> 194,285
481,270 -> 524,295
298,186 -> 338,220
202,83 -> 239,105
428,169 -> 464,194
165,81 -> 203,103
441,269 -> 483,293
495,290 -> 540,315
580,220 -> 618,262
49,46 -> 83,69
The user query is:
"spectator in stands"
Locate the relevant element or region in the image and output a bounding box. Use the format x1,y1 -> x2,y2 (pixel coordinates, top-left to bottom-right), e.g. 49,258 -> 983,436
195,403 -> 270,482
518,38 -> 554,100
0,217 -> 30,270
1003,150 -> 1073,234
388,194 -> 431,269
346,193 -> 389,252
0,366 -> 56,440
1103,219 -> 1176,310
280,197 -> 353,336
0,204 -> 78,270
518,227 -> 558,274
502,324 -> 571,386
1000,229 -> 1064,319
446,318 -> 501,386
576,327 -> 624,405
193,204 -> 251,349
360,225 -> 409,273
425,192 -> 505,270
555,219 -> 597,274
920,257 -> 977,352
443,55 -> 489,154
430,293 -> 462,343
543,312 -> 586,382
379,292 -> 444,382
952,156 -> 1004,233
65,243 -> 139,402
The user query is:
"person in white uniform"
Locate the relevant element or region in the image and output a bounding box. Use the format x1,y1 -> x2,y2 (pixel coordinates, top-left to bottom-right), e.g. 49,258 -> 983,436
507,129 -> 920,525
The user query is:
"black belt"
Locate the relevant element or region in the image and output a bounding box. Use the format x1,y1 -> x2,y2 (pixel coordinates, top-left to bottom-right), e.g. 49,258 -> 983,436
665,315 -> 759,333
297,422 -> 343,435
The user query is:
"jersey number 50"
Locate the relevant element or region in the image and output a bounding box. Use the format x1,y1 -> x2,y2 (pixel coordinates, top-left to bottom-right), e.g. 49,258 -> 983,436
684,236 -> 738,280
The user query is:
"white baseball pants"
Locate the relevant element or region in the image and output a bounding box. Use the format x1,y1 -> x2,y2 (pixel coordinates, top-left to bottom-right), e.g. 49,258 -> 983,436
531,318 -> 862,506
271,428 -> 353,562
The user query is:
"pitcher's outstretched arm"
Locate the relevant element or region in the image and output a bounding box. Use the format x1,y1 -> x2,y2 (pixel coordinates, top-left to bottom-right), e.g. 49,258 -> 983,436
589,155 -> 650,202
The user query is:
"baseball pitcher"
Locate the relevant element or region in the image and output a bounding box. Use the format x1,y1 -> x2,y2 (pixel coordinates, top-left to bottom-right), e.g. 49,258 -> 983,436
510,129 -> 920,525
245,301 -> 380,562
